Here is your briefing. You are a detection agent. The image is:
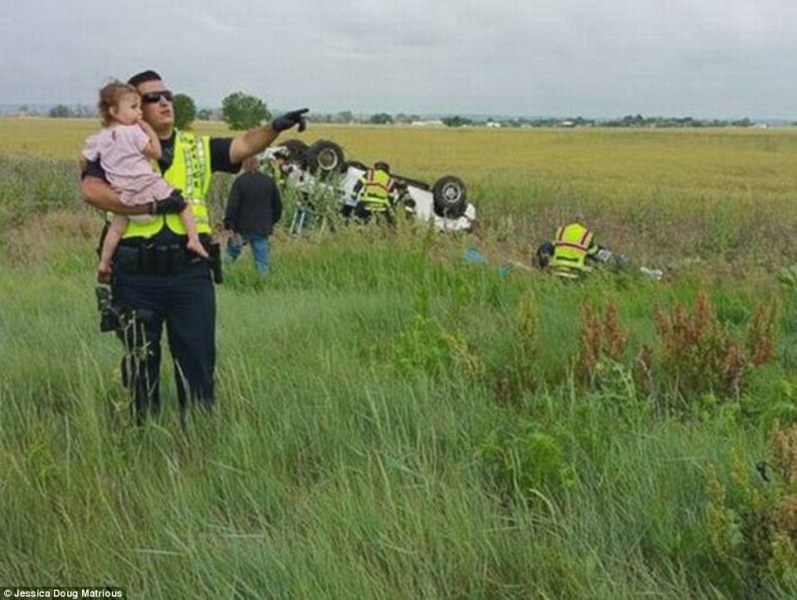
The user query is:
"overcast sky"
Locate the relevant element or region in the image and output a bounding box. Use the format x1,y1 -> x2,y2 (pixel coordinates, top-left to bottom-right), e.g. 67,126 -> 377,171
3,0 -> 796,118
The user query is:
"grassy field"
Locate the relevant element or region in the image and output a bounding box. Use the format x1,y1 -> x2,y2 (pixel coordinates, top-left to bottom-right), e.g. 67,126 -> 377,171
2,117 -> 797,598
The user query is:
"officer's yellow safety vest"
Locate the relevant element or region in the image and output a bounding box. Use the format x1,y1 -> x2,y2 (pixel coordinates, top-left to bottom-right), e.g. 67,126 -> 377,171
359,169 -> 393,211
122,130 -> 213,239
551,222 -> 594,280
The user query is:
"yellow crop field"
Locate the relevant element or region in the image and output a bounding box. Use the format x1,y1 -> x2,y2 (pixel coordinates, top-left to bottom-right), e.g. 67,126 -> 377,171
3,117 -> 797,264
4,117 -> 797,200
3,117 -> 795,183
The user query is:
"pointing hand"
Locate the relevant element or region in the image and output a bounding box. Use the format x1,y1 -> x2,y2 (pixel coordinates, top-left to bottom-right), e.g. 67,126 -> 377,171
271,108 -> 309,133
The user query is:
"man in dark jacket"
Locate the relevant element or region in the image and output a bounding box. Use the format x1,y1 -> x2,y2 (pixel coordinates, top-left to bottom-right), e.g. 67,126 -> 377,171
224,156 -> 283,275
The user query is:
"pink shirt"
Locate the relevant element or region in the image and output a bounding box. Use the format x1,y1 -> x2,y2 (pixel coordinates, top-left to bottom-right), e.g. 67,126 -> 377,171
81,124 -> 174,206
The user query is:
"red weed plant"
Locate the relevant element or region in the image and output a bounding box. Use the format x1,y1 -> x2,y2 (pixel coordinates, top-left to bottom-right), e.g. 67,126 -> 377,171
748,301 -> 779,367
777,494 -> 797,542
654,291 -> 778,401
771,425 -> 797,487
576,299 -> 628,387
770,425 -> 797,563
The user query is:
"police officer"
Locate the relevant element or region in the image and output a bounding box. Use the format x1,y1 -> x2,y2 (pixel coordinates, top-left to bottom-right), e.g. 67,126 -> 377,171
536,214 -> 600,280
349,161 -> 397,224
81,69 -> 308,422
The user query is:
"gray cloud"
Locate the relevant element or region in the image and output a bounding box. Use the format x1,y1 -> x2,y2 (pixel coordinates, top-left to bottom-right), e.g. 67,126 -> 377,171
2,0 -> 796,117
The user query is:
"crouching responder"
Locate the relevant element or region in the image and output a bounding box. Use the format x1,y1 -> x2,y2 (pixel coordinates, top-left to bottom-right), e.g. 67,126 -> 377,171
535,215 -> 600,281
349,161 -> 397,225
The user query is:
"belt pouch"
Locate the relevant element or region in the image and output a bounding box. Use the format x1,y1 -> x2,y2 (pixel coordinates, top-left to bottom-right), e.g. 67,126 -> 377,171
140,243 -> 156,274
154,245 -> 170,275
114,246 -> 140,273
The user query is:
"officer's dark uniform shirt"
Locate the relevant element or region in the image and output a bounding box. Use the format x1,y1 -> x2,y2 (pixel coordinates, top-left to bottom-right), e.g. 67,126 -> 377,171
82,132 -> 240,246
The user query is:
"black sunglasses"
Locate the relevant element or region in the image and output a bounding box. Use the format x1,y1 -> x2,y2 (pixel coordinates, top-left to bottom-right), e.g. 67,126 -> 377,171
141,90 -> 174,104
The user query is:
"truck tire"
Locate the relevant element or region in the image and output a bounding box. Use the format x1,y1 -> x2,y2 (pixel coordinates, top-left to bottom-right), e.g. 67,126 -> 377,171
432,175 -> 467,218
280,139 -> 308,161
308,140 -> 345,177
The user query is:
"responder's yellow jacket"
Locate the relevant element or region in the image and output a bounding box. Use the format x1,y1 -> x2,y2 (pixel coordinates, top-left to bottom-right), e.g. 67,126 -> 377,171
550,222 -> 597,279
358,168 -> 393,211
122,130 -> 213,239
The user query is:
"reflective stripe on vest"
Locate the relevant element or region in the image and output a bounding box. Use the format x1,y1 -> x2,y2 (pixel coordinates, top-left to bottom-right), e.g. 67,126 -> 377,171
551,223 -> 593,274
360,169 -> 392,209
122,130 -> 213,239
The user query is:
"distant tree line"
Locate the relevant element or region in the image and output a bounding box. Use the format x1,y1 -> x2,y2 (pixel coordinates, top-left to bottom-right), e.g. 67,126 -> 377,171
601,114 -> 754,128
439,114 -> 757,128
29,97 -> 762,130
46,104 -> 96,118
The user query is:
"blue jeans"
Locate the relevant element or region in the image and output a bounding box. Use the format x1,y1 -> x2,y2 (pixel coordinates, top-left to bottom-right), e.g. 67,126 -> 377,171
227,234 -> 270,275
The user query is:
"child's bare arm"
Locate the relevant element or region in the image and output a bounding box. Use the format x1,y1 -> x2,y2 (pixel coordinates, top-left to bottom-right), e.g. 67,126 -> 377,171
138,119 -> 163,160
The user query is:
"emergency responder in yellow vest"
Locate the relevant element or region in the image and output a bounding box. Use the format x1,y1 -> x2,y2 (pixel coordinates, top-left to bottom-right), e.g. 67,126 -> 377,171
350,161 -> 397,224
81,69 -> 308,424
535,215 -> 600,280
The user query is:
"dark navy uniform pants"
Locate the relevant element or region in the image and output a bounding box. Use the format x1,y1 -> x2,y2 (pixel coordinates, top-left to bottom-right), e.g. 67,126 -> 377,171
112,259 -> 215,421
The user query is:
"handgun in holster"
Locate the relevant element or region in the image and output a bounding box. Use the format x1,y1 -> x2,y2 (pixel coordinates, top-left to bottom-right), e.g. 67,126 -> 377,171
95,284 -> 121,333
206,240 -> 223,284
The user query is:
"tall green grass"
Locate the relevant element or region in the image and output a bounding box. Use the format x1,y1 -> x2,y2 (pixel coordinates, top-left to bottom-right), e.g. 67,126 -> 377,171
3,127 -> 797,597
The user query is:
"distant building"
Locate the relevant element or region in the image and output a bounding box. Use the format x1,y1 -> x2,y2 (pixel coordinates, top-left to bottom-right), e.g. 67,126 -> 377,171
411,120 -> 444,127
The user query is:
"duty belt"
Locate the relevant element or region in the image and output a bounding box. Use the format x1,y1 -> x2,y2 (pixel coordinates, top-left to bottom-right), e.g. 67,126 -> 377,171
114,243 -> 203,276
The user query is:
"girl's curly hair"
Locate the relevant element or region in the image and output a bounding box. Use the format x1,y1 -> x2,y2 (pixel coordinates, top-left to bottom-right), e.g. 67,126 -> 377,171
98,80 -> 137,127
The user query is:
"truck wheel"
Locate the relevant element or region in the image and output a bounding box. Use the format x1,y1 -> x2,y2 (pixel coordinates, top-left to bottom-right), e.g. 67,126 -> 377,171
309,140 -> 345,177
432,175 -> 467,218
281,139 -> 308,161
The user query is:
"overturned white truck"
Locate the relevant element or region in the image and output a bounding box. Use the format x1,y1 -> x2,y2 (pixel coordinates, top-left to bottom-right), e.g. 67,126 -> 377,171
259,139 -> 476,233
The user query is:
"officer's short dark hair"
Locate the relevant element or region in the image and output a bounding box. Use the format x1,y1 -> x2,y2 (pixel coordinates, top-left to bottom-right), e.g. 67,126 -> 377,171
128,70 -> 162,88
374,161 -> 390,172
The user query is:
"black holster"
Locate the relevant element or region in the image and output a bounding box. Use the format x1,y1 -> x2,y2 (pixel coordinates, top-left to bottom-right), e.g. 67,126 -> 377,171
205,240 -> 223,284
95,285 -> 122,333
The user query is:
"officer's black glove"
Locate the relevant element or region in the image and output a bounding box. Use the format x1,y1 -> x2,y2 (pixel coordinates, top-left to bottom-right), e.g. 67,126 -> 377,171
149,195 -> 187,215
271,108 -> 309,133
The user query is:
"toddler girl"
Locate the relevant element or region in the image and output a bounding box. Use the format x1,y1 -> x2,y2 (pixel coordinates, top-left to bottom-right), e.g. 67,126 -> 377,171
81,81 -> 208,281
